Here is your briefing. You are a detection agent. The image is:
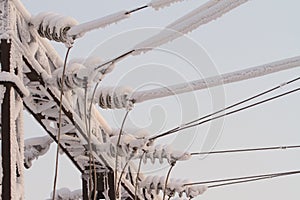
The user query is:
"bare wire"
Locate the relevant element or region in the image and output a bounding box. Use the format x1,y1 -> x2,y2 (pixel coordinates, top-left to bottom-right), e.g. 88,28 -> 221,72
150,76 -> 300,140
52,47 -> 72,200
125,5 -> 149,15
184,169 -> 300,187
150,86 -> 300,141
190,144 -> 300,156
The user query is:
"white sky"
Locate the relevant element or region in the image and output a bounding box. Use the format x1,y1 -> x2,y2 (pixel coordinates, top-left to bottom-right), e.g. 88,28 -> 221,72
22,0 -> 300,199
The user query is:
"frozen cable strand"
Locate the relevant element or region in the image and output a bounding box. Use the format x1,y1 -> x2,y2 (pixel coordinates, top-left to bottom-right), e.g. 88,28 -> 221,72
140,176 -> 207,198
142,144 -> 191,164
68,10 -> 130,37
149,0 -> 187,10
24,135 -> 54,168
94,86 -> 134,110
133,0 -> 248,54
30,12 -> 79,46
132,55 -> 300,103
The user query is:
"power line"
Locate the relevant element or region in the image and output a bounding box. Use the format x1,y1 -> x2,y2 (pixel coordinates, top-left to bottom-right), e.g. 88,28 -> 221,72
184,169 -> 300,187
150,86 -> 300,141
190,144 -> 300,156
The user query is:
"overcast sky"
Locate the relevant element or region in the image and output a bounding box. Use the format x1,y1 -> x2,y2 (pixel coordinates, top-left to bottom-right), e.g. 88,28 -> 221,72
22,0 -> 300,199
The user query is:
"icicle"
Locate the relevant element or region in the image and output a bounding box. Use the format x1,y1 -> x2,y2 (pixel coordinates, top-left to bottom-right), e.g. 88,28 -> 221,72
149,0 -> 187,10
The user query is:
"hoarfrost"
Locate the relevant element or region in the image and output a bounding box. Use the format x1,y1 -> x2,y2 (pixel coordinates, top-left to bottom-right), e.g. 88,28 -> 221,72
149,0 -> 187,10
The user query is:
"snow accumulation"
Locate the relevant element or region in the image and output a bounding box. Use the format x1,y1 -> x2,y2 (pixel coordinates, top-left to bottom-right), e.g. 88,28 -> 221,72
95,128 -> 191,164
48,57 -> 118,91
140,176 -> 207,198
48,188 -> 82,200
24,135 -> 53,168
133,0 -> 248,54
149,0 -> 188,10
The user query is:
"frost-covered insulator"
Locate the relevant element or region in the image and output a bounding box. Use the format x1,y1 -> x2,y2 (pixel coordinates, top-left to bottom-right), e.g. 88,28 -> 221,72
30,12 -> 79,46
95,130 -> 150,159
95,86 -> 134,110
140,176 -> 207,198
48,57 -> 113,90
142,144 -> 191,164
50,62 -> 86,90
24,135 -> 53,168
149,0 -> 187,10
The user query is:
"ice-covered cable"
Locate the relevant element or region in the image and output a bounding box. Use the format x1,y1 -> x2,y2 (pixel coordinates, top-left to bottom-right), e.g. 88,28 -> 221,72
133,0 -> 248,54
68,0 -> 189,37
149,0 -> 188,10
68,10 -> 130,36
140,176 -> 207,198
30,12 -> 78,46
131,55 -> 300,103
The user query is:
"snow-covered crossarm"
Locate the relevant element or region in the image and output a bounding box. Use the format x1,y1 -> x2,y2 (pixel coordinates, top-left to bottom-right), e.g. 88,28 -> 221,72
140,176 -> 207,199
131,55 -> 300,103
24,135 -> 53,168
133,0 -> 248,54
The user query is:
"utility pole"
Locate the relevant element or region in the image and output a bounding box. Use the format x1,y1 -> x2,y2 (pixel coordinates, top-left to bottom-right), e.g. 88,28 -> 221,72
0,0 -> 147,199
0,0 -> 28,198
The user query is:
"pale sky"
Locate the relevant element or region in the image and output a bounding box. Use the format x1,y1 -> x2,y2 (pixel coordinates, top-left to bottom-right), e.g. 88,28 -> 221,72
22,0 -> 300,199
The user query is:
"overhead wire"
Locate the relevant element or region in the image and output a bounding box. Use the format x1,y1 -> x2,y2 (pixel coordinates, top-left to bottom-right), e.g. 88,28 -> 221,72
52,47 -> 72,200
150,76 -> 300,140
183,169 -> 300,188
190,144 -> 300,156
150,86 -> 300,141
